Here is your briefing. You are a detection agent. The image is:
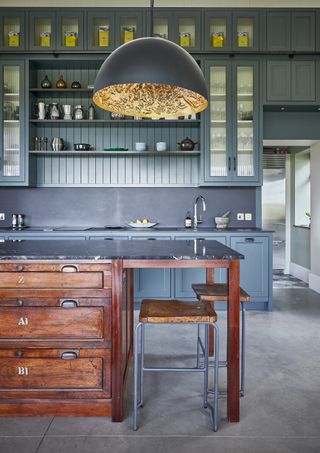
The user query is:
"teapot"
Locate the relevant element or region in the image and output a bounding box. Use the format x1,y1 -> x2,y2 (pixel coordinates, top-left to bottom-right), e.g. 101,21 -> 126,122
177,137 -> 198,151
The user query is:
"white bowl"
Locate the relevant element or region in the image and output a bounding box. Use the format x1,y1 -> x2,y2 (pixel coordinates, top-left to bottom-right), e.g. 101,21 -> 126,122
215,217 -> 229,229
156,141 -> 167,151
135,142 -> 147,151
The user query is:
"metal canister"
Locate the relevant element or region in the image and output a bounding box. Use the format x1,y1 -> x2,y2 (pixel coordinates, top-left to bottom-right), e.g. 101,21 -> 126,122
123,27 -> 135,43
211,32 -> 224,47
8,31 -> 20,47
11,214 -> 18,229
237,31 -> 249,47
64,31 -> 77,47
40,32 -> 51,47
179,32 -> 191,47
99,25 -> 109,47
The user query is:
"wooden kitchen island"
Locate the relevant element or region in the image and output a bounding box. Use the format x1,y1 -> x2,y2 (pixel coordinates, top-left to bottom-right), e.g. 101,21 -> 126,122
0,239 -> 243,423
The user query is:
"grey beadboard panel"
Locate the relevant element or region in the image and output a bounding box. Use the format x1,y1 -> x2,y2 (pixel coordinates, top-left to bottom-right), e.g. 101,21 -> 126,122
34,154 -> 200,186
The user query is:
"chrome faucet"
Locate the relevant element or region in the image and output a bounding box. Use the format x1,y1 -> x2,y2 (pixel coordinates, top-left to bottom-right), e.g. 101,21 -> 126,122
193,195 -> 206,230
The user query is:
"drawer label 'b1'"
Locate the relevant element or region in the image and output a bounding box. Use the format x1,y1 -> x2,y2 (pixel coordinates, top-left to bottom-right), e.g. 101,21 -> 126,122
18,317 -> 28,326
18,367 -> 29,375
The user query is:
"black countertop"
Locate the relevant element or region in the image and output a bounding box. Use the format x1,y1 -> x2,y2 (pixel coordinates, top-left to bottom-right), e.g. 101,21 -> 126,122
0,239 -> 244,261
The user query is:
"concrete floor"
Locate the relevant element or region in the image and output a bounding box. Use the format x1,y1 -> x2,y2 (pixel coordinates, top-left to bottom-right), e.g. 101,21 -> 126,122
1,285 -> 320,453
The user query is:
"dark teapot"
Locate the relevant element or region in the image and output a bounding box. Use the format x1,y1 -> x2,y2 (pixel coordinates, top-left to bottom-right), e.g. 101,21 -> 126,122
177,137 -> 198,151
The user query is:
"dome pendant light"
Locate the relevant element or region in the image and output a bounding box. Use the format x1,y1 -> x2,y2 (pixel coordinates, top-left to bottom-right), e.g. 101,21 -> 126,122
93,1 -> 208,119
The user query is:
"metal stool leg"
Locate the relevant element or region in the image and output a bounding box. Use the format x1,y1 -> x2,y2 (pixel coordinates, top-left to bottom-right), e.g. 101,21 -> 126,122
133,322 -> 142,431
140,323 -> 145,406
240,302 -> 245,397
213,324 -> 219,432
203,324 -> 209,408
196,324 -> 201,368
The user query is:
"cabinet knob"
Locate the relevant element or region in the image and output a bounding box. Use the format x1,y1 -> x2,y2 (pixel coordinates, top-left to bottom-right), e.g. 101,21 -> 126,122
245,237 -> 254,243
16,351 -> 23,358
17,265 -> 24,272
16,300 -> 23,306
61,351 -> 78,360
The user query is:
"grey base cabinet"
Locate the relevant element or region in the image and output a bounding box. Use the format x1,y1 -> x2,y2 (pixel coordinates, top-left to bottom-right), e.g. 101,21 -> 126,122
230,235 -> 270,301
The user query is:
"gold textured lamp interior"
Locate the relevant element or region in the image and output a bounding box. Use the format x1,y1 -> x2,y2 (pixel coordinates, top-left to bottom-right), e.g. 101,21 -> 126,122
93,82 -> 208,119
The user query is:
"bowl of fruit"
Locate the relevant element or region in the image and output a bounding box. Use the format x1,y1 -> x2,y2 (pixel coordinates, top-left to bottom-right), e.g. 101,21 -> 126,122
127,218 -> 158,228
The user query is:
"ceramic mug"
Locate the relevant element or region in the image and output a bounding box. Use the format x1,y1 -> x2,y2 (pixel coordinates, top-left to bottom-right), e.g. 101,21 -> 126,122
135,142 -> 147,151
156,141 -> 167,151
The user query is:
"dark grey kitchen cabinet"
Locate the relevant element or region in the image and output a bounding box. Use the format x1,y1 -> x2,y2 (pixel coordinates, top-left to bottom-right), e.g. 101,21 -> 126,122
0,61 -> 27,185
0,10 -> 26,51
203,10 -> 232,52
56,11 -> 85,51
87,10 -> 115,51
28,11 -> 57,51
232,10 -> 260,52
230,236 -> 270,301
264,10 -> 316,52
265,59 -> 316,103
114,10 -> 144,48
203,59 -> 261,186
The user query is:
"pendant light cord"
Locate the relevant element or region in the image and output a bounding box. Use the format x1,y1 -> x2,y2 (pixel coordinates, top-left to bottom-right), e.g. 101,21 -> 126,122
150,0 -> 154,37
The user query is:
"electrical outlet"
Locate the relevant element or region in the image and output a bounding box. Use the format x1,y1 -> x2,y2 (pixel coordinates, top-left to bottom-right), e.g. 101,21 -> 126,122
237,213 -> 244,221
245,213 -> 252,221
0,213 -> 5,221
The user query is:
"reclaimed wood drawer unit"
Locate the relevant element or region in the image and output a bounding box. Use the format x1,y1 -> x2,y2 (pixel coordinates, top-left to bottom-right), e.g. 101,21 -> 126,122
0,261 -> 115,416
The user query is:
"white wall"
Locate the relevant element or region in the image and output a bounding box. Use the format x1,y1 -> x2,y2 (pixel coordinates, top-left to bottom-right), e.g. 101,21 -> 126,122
309,142 -> 320,293
2,0 -> 320,7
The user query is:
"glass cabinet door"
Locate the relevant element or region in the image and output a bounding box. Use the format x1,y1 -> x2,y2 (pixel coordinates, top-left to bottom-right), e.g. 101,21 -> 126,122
205,62 -> 231,182
0,62 -> 25,183
233,12 -> 259,51
174,11 -> 201,51
234,63 -> 258,181
153,12 -> 174,41
204,12 -> 232,52
29,12 -> 56,51
115,11 -> 144,47
57,12 -> 84,50
0,11 -> 25,51
87,11 -> 115,51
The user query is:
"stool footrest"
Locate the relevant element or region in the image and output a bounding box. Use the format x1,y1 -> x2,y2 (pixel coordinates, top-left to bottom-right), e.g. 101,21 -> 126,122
143,366 -> 206,372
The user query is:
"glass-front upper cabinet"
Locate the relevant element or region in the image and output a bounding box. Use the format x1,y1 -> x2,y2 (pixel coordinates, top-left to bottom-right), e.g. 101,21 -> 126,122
204,60 -> 260,185
204,11 -> 232,52
152,10 -> 174,41
115,11 -> 144,47
87,11 -> 115,51
234,64 -> 256,181
29,11 -> 56,51
57,11 -> 84,50
0,11 -> 25,51
0,62 -> 25,184
233,12 -> 259,52
174,10 -> 201,51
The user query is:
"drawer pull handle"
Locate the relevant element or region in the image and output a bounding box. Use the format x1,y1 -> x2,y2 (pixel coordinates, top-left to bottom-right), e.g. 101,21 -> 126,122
245,237 -> 255,243
104,238 -> 113,241
16,300 -> 23,306
61,351 -> 78,360
147,238 -> 156,240
17,265 -> 24,272
61,265 -> 78,273
61,300 -> 78,308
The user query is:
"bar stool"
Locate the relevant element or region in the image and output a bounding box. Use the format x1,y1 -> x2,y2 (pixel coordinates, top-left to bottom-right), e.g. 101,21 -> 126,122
192,283 -> 251,397
133,299 -> 219,431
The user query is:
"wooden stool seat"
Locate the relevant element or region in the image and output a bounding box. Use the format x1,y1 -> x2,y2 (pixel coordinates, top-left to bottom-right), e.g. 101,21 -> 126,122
139,299 -> 217,324
192,283 -> 251,303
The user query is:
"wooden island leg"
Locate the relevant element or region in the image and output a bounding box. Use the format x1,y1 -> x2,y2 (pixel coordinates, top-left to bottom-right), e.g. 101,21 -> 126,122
227,259 -> 240,422
111,259 -> 124,422
206,268 -> 215,356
